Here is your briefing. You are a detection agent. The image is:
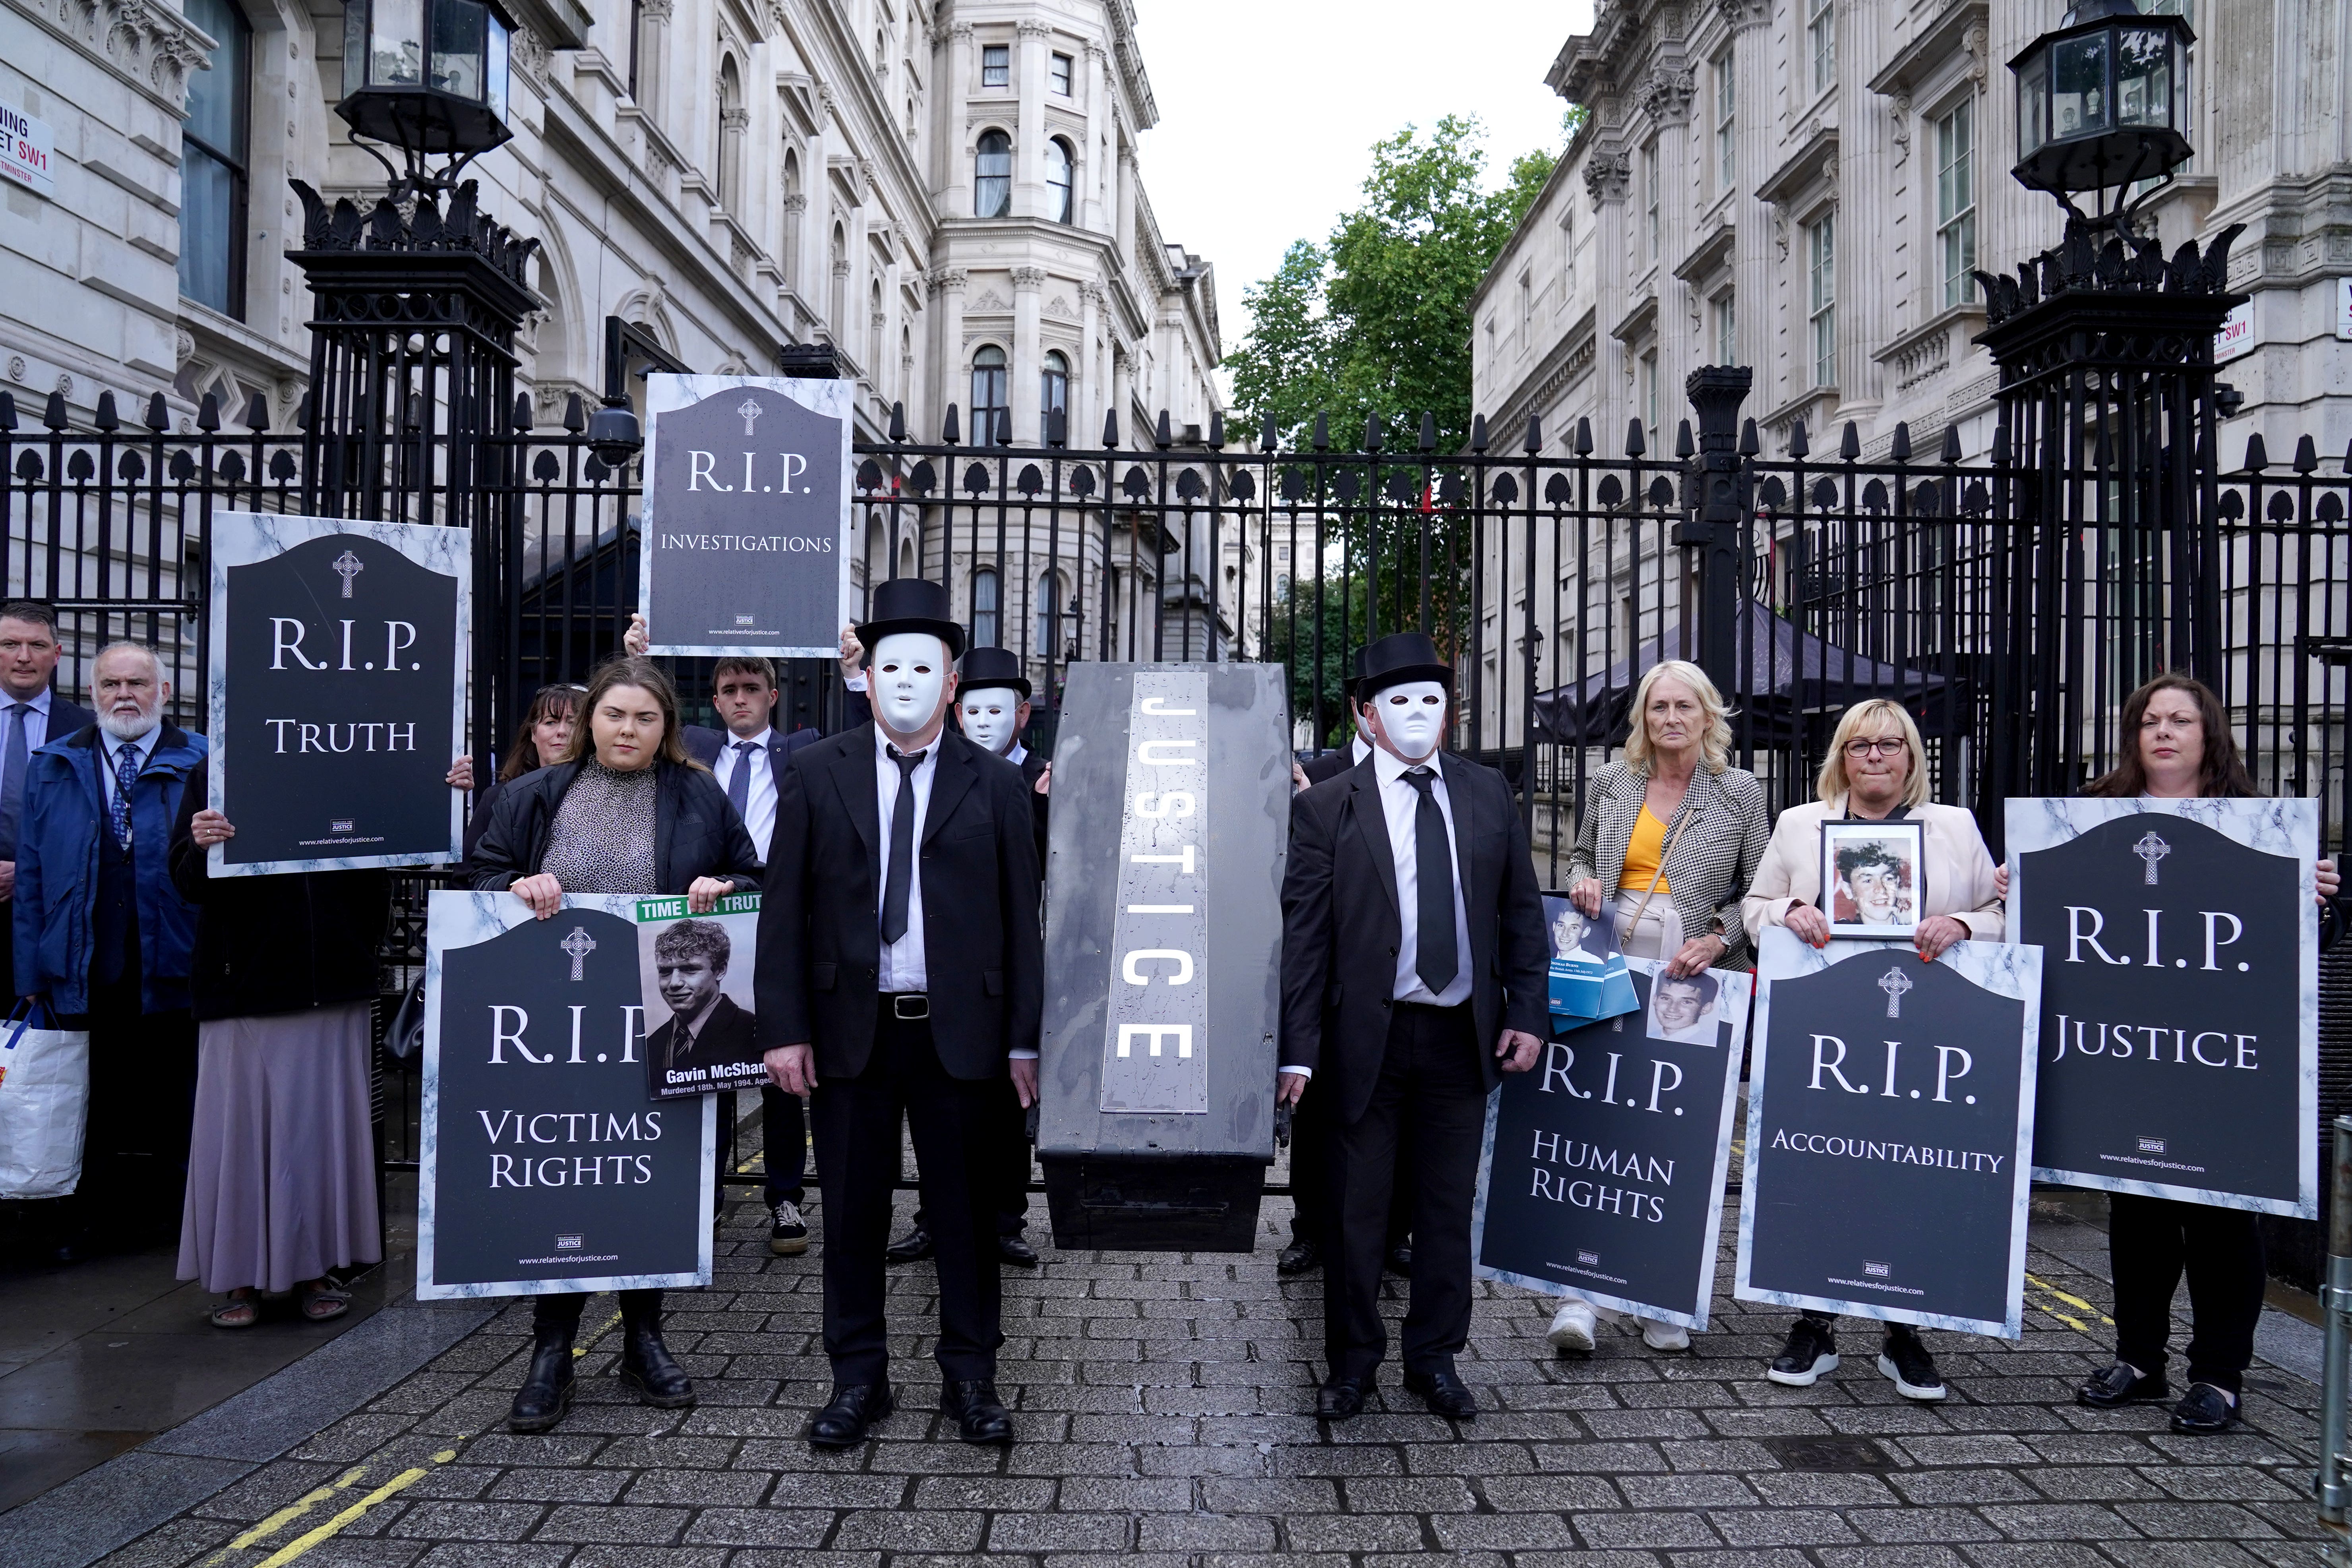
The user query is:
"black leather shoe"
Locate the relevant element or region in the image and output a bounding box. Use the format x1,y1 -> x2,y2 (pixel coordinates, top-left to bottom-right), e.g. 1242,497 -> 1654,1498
885,1225 -> 934,1265
508,1322 -> 577,1433
941,1379 -> 1014,1444
2077,1362 -> 2169,1408
1386,1243 -> 1413,1276
809,1383 -> 895,1449
998,1234 -> 1040,1268
617,1314 -> 696,1409
1277,1237 -> 1321,1274
2170,1381 -> 2242,1434
1403,1367 -> 1479,1420
1315,1377 -> 1365,1420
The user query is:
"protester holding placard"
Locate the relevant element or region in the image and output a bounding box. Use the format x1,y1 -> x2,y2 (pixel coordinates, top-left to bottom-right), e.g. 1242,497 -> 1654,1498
1557,658 -> 1767,1355
1739,697 -> 2003,1400
470,656 -> 760,1433
463,683 -> 583,864
2050,673 -> 2340,1434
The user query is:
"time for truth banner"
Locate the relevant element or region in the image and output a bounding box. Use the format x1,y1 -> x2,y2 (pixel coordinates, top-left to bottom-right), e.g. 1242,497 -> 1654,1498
207,510 -> 468,875
1473,958 -> 1752,1331
640,374 -> 854,658
1736,928 -> 2042,1340
418,891 -> 716,1300
2007,796 -> 2318,1217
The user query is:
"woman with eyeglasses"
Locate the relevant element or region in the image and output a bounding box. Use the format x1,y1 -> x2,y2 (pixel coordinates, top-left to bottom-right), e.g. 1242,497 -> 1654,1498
1739,698 -> 2004,1402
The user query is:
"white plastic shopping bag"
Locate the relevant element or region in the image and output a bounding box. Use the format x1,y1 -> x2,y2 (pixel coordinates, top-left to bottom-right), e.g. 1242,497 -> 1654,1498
0,1001 -> 90,1198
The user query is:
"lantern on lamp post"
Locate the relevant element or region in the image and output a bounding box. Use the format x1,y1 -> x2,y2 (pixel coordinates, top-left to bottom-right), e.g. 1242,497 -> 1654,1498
2009,0 -> 2194,228
336,0 -> 516,189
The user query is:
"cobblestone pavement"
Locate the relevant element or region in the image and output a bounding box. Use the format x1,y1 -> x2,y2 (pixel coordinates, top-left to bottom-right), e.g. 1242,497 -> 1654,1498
77,1189 -> 2337,1568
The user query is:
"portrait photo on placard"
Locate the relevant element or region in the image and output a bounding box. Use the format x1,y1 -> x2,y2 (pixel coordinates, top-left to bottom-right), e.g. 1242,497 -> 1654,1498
1545,894 -> 1617,966
1820,818 -> 1926,939
636,898 -> 765,1100
1645,968 -> 1724,1046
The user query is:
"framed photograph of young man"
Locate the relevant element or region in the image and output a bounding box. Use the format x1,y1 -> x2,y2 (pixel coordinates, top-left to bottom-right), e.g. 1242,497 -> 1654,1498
1820,819 -> 1927,940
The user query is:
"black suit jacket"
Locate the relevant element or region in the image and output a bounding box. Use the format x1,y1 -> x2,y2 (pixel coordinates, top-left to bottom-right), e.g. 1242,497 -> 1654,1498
755,724 -> 1042,1082
648,991 -> 757,1073
683,723 -> 822,862
466,760 -> 763,896
1280,752 -> 1548,1125
1018,747 -> 1049,866
1301,744 -> 1360,786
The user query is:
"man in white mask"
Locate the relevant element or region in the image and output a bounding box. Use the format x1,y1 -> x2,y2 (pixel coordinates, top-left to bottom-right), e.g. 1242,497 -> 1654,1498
1278,631 -> 1548,1422
757,577 -> 1044,1452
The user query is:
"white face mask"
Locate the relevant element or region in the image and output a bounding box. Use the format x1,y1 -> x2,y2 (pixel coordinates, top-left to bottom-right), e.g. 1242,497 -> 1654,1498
1371,680 -> 1447,762
871,633 -> 950,738
958,689 -> 1021,755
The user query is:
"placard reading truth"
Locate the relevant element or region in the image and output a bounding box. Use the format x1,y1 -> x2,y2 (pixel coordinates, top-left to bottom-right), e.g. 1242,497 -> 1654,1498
640,374 -> 854,658
207,510 -> 468,875
1474,958 -> 1751,1330
1736,928 -> 2041,1339
2007,797 -> 2318,1217
418,892 -> 716,1299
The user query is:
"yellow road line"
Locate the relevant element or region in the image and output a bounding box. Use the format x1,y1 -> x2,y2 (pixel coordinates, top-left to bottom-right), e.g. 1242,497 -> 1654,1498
251,1467 -> 431,1568
223,1467 -> 368,1552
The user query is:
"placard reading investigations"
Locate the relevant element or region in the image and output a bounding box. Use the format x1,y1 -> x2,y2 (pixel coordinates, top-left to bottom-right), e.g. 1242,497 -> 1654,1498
2007,797 -> 2319,1217
1735,928 -> 2042,1339
1473,959 -> 1751,1330
640,374 -> 854,658
635,892 -> 767,1100
207,511 -> 468,875
418,892 -> 716,1299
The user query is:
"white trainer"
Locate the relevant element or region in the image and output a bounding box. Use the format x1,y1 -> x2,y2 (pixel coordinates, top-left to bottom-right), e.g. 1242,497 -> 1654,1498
1546,1299 -> 1597,1353
1639,1318 -> 1692,1352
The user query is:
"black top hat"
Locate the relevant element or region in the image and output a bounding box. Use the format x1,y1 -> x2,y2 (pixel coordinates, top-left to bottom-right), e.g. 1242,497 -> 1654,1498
958,645 -> 1030,699
1342,645 -> 1371,705
1357,631 -> 1452,700
856,577 -> 967,660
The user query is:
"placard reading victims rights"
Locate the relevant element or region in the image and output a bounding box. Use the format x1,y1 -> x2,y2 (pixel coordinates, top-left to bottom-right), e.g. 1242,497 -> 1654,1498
1735,928 -> 2042,1339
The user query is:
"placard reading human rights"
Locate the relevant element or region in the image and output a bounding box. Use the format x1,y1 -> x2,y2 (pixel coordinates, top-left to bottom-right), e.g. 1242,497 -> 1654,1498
640,374 -> 854,658
207,510 -> 468,875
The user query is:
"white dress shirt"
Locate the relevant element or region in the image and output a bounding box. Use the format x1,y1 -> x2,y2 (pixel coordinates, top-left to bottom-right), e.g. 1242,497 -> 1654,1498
1351,735 -> 1370,765
873,728 -> 939,993
1375,746 -> 1474,1009
713,728 -> 780,858
1005,740 -> 1028,767
99,719 -> 162,839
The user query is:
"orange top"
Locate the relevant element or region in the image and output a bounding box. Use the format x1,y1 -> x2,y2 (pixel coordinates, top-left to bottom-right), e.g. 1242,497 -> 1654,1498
1622,805 -> 1671,895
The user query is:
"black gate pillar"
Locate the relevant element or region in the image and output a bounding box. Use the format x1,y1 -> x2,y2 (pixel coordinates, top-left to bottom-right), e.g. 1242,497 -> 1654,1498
287,178 -> 540,784
1678,366 -> 1753,700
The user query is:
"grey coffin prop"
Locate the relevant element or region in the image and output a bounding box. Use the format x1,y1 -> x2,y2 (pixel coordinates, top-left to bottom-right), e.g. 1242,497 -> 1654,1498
1037,662 -> 1288,1251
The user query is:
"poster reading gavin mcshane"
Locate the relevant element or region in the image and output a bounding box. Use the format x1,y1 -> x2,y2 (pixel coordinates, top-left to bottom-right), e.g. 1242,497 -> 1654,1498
640,374 -> 854,658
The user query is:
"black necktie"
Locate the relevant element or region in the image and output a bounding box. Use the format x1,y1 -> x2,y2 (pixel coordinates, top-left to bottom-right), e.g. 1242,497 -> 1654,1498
1403,767 -> 1458,995
726,739 -> 757,818
880,746 -> 924,945
0,702 -> 30,860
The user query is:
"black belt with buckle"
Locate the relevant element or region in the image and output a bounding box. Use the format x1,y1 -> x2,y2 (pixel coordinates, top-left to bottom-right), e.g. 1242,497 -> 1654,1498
887,993 -> 930,1020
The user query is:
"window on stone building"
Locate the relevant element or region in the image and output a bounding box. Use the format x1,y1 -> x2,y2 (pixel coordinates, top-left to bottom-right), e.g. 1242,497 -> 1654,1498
972,567 -> 1001,647
1041,350 -> 1070,432
1643,143 -> 1659,261
627,0 -> 645,98
1050,52 -> 1072,95
1517,271 -> 1532,354
1808,214 -> 1836,387
971,345 -> 1009,442
1807,0 -> 1835,96
1712,291 -> 1736,367
717,56 -> 744,213
1715,50 -> 1735,193
976,130 -> 1012,217
982,43 -> 1009,87
1047,137 -> 1074,223
1641,350 -> 1659,447
1559,209 -> 1574,302
1936,97 -> 1977,310
179,0 -> 251,319
1034,570 -> 1065,658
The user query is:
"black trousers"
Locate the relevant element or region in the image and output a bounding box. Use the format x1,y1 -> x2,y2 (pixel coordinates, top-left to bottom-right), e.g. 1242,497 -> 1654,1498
64,973 -> 196,1241
761,1085 -> 807,1207
535,1287 -> 663,1333
1325,1000 -> 1486,1382
812,1007 -> 1003,1384
2108,1191 -> 2264,1394
1291,1080 -> 1413,1253
911,1075 -> 1031,1238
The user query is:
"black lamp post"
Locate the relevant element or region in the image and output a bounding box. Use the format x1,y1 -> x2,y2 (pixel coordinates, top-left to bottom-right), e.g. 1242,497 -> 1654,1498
2009,0 -> 2195,229
336,0 -> 517,192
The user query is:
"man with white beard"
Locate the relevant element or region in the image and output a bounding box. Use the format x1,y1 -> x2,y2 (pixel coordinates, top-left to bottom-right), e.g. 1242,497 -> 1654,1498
1279,631 -> 1549,1421
756,578 -> 1043,1450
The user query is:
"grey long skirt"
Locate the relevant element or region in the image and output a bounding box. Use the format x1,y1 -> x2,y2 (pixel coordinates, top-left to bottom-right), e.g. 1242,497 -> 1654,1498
177,1001 -> 382,1295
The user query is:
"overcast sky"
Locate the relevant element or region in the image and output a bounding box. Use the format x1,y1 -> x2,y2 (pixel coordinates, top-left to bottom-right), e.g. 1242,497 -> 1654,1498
1131,0 -> 1600,359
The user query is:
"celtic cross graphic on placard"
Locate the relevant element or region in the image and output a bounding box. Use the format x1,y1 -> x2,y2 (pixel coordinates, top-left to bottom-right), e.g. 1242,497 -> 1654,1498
1879,967 -> 1914,1019
737,397 -> 764,436
559,926 -> 597,981
331,550 -> 364,599
2133,830 -> 2171,885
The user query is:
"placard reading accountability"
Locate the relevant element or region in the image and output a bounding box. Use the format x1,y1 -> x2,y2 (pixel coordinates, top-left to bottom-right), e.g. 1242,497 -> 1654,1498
1474,959 -> 1751,1330
635,893 -> 767,1100
418,891 -> 716,1299
641,374 -> 854,658
1735,928 -> 2042,1339
208,511 -> 467,875
2007,797 -> 2318,1217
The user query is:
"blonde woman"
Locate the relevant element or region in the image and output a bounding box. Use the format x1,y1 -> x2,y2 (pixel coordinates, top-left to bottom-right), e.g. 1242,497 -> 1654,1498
1553,660 -> 1769,1355
1739,697 -> 2002,1402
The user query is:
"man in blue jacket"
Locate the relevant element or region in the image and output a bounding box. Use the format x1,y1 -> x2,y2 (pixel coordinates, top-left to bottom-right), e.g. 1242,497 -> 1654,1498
15,641 -> 207,1257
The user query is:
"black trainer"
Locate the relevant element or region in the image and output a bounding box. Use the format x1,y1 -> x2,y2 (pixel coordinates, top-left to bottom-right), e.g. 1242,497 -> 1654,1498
2077,1362 -> 2169,1408
1766,1317 -> 1839,1387
1877,1328 -> 1948,1402
769,1200 -> 809,1256
2170,1381 -> 2242,1434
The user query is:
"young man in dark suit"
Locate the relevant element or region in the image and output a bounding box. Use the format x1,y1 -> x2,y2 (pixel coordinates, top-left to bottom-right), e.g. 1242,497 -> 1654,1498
757,578 -> 1043,1451
644,918 -> 758,1079
1279,631 -> 1549,1421
0,602 -> 95,1003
